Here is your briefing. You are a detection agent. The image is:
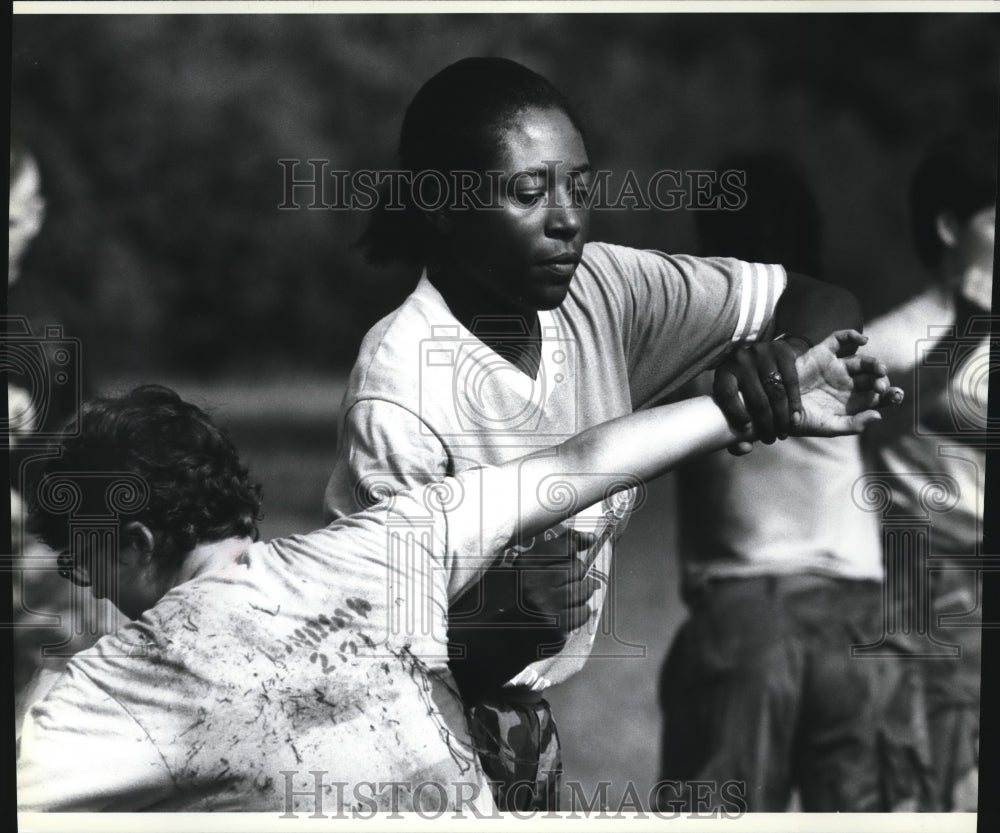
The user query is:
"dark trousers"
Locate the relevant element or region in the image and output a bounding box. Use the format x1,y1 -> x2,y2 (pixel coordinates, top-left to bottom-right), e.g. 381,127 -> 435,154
658,574 -> 933,812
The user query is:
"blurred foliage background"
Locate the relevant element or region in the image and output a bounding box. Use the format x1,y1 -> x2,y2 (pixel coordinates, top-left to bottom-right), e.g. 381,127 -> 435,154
10,12 -> 1000,382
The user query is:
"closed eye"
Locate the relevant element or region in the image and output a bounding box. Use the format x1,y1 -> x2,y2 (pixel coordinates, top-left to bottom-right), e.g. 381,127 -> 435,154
513,191 -> 545,207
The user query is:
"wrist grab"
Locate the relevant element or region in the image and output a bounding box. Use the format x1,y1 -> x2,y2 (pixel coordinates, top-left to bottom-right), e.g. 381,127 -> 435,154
775,332 -> 815,351
731,392 -> 757,443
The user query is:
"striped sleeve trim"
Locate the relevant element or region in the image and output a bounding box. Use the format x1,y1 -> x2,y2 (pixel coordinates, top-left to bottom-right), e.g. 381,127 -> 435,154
732,261 -> 788,343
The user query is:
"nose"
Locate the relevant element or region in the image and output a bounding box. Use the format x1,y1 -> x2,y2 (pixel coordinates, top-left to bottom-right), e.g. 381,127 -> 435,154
546,196 -> 584,241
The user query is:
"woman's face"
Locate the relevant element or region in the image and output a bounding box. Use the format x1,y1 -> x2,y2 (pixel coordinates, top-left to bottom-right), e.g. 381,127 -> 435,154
440,106 -> 592,314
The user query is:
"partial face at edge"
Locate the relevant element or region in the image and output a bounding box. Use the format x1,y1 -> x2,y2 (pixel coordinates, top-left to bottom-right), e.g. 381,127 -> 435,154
58,522 -> 168,620
439,106 -> 592,314
952,203 -> 995,311
9,158 -> 46,285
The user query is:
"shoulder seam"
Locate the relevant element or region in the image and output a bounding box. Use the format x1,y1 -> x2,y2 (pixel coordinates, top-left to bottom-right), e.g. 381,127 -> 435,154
341,397 -> 454,471
73,660 -> 184,793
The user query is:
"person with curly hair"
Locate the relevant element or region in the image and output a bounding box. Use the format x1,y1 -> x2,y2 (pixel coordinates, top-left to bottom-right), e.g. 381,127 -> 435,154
26,385 -> 264,619
19,351 -> 900,812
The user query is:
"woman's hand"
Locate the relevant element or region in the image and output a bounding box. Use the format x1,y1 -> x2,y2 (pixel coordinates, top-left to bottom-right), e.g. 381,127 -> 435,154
447,529 -> 599,699
713,337 -> 805,445
794,329 -> 904,437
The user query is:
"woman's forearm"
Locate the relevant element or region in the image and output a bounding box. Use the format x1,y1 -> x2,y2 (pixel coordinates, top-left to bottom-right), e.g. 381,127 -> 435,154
507,395 -> 744,545
501,327 -> 901,547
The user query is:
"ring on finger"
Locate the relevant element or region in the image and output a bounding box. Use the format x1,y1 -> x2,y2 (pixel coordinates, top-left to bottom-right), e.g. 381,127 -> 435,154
764,370 -> 784,387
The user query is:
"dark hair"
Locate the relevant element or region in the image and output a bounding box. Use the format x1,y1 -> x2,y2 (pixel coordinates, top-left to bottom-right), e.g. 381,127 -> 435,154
909,131 -> 998,269
27,385 -> 263,565
360,57 -> 585,267
695,151 -> 823,277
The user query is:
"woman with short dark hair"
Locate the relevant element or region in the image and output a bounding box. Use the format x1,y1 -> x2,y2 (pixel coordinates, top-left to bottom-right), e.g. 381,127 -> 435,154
324,56 -> 866,809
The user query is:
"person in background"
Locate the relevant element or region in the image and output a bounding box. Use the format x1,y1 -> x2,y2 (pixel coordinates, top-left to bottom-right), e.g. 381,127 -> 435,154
7,142 -> 82,441
19,353 -> 900,810
8,143 -> 117,730
9,144 -> 46,287
861,131 -> 995,812
8,143 -> 48,541
323,57 -> 868,810
657,152 -> 931,812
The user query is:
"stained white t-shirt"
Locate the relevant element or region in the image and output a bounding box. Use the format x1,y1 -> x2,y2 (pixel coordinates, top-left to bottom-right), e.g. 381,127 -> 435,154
18,467 -> 518,813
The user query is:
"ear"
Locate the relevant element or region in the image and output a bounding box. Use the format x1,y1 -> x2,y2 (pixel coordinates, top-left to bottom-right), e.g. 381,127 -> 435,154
122,521 -> 156,563
935,211 -> 960,251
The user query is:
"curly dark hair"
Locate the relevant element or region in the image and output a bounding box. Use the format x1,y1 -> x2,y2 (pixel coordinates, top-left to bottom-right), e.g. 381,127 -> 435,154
27,385 -> 263,566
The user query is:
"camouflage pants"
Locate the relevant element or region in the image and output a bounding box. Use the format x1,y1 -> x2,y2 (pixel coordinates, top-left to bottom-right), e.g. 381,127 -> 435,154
465,697 -> 562,811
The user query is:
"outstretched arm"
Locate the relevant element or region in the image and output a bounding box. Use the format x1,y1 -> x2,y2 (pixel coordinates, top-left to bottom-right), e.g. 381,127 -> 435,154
504,329 -> 897,548
443,329 -> 897,696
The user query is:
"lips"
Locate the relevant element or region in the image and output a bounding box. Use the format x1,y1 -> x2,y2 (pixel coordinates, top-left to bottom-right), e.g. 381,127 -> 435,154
537,253 -> 581,279
540,263 -> 578,281
537,252 -> 581,267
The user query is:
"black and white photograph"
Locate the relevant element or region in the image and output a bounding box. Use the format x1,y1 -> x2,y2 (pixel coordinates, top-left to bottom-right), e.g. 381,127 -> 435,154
6,2 -> 998,829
